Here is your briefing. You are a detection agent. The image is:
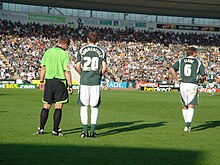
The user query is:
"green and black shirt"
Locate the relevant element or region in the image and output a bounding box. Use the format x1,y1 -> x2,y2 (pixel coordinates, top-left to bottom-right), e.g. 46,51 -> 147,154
172,56 -> 205,84
77,44 -> 106,85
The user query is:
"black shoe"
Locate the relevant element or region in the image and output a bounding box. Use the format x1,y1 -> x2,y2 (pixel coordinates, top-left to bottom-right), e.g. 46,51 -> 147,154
36,127 -> 44,135
52,131 -> 63,136
80,132 -> 89,138
90,132 -> 97,138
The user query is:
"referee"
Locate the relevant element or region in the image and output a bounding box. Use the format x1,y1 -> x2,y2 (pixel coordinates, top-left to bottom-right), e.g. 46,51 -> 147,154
36,36 -> 73,136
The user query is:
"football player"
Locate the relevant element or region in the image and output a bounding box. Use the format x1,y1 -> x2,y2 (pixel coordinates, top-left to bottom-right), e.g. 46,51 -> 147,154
170,47 -> 206,132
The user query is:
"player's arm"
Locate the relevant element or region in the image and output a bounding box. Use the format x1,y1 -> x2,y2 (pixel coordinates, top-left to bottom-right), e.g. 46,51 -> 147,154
170,60 -> 180,82
39,66 -> 46,91
75,62 -> 81,75
75,51 -> 82,74
101,61 -> 107,76
169,67 -> 178,81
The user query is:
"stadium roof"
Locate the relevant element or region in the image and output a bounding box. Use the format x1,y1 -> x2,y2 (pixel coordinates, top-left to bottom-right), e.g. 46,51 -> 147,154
2,0 -> 220,19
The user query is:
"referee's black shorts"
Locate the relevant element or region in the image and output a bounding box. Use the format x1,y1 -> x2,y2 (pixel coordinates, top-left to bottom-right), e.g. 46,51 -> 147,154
43,79 -> 69,104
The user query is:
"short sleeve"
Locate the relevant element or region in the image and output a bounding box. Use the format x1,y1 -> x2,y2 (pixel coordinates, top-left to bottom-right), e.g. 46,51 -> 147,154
171,60 -> 179,72
76,51 -> 81,63
63,52 -> 70,71
41,51 -> 48,67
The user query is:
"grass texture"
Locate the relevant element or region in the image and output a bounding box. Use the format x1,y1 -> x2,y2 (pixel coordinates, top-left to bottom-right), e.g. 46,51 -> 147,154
0,89 -> 220,165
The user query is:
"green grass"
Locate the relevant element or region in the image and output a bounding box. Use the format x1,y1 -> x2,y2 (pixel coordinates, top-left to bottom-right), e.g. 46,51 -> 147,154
0,89 -> 220,165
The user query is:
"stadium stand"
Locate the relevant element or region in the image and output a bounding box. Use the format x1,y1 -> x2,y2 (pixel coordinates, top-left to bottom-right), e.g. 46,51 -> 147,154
0,18 -> 220,84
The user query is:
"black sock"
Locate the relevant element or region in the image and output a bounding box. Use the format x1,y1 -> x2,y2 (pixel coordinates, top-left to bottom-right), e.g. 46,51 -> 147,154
53,109 -> 62,132
40,108 -> 49,130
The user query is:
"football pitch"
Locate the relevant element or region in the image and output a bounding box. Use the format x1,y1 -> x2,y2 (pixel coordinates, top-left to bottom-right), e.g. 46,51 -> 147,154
0,89 -> 220,165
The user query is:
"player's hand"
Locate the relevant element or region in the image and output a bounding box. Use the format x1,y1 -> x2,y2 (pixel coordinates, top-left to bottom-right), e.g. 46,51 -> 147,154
39,83 -> 45,91
176,77 -> 181,82
174,77 -> 181,82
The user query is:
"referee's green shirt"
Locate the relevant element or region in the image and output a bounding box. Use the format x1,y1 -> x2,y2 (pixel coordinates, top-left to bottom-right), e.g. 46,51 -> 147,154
41,47 -> 70,80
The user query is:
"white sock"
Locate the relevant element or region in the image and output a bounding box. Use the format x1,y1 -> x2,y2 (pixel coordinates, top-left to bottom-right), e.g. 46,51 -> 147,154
91,107 -> 98,125
186,107 -> 194,124
182,109 -> 187,123
80,106 -> 88,125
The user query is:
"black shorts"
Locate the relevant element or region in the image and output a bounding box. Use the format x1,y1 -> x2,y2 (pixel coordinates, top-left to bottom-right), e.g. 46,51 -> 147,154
43,79 -> 68,104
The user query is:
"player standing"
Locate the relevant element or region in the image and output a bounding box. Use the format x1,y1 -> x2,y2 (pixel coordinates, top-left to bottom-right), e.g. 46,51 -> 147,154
170,47 -> 206,132
76,31 -> 107,138
207,68 -> 217,96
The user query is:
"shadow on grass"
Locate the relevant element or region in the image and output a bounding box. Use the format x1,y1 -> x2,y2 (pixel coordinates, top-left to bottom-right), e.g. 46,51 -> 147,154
193,120 -> 220,132
62,121 -> 167,136
0,144 -> 202,165
61,127 -> 82,135
0,111 -> 7,113
0,93 -> 8,96
62,121 -> 143,135
98,121 -> 167,136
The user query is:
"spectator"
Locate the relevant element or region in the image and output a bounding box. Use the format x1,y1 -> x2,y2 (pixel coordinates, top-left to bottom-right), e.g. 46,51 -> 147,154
0,19 -> 219,84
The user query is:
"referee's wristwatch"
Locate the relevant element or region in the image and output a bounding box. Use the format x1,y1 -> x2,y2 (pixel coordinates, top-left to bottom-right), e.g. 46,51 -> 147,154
68,84 -> 73,88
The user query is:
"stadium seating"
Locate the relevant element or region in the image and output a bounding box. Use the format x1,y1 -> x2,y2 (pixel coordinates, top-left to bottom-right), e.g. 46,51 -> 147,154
0,19 -> 219,83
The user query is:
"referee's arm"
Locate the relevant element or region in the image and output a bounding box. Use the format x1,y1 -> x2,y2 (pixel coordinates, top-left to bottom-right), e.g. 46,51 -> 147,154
65,70 -> 73,94
40,66 -> 46,82
65,71 -> 72,86
39,66 -> 46,91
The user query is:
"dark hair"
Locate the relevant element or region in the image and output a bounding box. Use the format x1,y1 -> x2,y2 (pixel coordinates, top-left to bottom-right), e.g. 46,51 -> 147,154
186,47 -> 197,56
87,32 -> 97,43
59,36 -> 70,46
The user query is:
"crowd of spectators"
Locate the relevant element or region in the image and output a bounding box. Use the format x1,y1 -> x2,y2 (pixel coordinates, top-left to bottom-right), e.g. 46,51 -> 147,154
0,19 -> 220,84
